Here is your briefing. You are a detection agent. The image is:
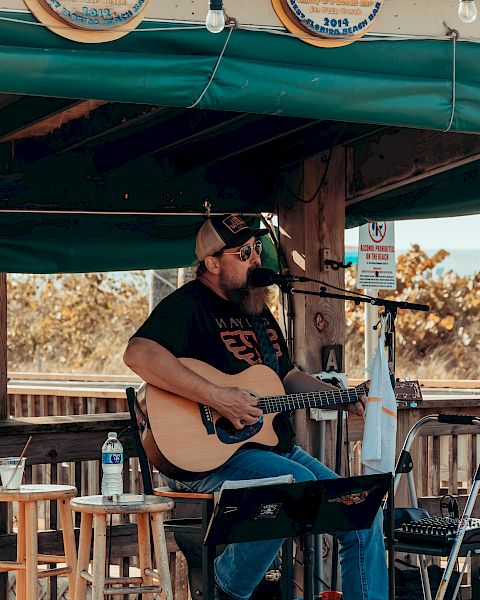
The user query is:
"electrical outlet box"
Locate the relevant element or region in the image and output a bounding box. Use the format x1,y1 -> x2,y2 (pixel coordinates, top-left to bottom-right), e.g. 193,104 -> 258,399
309,371 -> 348,421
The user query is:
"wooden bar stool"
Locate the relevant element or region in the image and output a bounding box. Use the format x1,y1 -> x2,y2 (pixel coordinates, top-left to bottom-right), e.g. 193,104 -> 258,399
0,484 -> 77,600
71,494 -> 174,600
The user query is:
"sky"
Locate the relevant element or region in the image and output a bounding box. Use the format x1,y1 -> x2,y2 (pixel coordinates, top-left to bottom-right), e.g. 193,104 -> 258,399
345,214 -> 480,251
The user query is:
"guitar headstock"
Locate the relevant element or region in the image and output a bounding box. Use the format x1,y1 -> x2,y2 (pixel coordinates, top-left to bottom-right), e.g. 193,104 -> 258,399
394,379 -> 423,407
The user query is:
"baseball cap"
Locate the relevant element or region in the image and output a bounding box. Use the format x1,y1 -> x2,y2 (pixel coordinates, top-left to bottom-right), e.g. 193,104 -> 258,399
195,214 -> 269,261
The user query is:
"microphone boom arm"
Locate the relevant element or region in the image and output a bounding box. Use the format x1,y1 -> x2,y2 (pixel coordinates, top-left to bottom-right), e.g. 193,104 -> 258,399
289,287 -> 430,312
251,268 -> 430,312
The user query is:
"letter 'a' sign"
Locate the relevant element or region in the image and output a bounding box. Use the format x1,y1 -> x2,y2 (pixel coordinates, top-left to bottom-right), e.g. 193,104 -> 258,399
272,0 -> 385,48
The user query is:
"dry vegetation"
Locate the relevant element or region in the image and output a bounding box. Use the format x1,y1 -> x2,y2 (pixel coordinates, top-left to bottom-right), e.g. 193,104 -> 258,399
345,245 -> 480,380
7,272 -> 149,374
7,246 -> 479,380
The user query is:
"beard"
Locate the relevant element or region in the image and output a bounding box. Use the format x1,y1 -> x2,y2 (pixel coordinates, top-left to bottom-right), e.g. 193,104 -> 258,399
219,266 -> 270,316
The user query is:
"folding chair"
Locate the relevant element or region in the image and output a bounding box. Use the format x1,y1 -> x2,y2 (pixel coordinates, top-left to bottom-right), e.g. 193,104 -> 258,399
393,413 -> 480,600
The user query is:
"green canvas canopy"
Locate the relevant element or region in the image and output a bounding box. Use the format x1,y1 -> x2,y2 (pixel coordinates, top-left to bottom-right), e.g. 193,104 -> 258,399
1,14 -> 478,132
1,13 -> 480,272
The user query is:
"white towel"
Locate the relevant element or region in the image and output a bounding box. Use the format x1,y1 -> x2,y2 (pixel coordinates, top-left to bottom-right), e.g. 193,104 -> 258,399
361,318 -> 397,474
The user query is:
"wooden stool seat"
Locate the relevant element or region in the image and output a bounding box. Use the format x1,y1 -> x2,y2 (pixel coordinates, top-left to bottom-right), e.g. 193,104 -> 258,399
71,494 -> 174,600
0,484 -> 77,600
0,483 -> 77,503
154,487 -> 214,500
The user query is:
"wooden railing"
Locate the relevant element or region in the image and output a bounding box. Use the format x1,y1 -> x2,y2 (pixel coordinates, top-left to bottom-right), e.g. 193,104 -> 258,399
347,394 -> 480,503
2,380 -> 480,598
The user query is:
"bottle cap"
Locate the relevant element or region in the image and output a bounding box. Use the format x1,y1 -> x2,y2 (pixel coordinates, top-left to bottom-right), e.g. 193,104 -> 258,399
108,432 -> 117,438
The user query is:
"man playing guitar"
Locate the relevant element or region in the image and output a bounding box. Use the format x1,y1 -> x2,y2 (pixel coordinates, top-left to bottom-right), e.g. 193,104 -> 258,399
124,213 -> 387,600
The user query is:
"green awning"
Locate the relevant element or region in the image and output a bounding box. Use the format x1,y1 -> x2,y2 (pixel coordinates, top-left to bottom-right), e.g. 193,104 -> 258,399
1,13 -> 480,133
0,213 -> 279,273
2,13 -> 480,272
346,161 -> 480,228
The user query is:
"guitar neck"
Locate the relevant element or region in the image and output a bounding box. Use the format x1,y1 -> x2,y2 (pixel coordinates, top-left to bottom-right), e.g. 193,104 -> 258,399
257,386 -> 366,414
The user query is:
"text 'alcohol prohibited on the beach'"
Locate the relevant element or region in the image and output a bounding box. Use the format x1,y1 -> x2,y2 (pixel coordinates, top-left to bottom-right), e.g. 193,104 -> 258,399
357,222 -> 396,290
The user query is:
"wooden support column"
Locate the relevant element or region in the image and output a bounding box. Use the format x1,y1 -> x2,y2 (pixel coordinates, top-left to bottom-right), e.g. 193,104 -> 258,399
0,274 -> 6,600
0,273 -> 6,421
279,147 -> 346,462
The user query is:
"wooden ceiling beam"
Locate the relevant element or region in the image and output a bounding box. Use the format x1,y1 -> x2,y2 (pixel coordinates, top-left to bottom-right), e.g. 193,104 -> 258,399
165,115 -> 316,173
0,98 -> 89,142
250,122 -> 385,171
347,127 -> 480,205
8,103 -> 173,164
0,94 -> 23,111
92,109 -> 258,173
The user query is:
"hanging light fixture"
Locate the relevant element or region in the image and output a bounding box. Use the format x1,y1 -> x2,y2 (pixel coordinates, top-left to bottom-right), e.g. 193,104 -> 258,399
458,0 -> 478,23
206,0 -> 225,33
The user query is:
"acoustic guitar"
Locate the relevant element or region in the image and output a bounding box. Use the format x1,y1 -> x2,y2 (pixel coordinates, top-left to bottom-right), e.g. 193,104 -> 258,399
136,358 -> 422,480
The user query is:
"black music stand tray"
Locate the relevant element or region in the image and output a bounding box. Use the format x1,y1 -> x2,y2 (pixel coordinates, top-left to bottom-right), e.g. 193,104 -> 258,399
205,473 -> 391,600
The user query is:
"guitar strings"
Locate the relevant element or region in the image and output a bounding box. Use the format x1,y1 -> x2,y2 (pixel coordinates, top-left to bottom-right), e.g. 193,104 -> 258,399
257,386 -> 366,414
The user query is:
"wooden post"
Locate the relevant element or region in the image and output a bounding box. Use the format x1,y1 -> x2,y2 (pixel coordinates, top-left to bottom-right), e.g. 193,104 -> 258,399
279,148 -> 346,591
0,273 -> 7,420
279,147 -> 346,460
0,273 -> 7,599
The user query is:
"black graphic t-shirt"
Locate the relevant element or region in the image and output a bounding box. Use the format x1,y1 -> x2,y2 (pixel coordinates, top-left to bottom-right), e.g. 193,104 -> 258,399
132,279 -> 295,449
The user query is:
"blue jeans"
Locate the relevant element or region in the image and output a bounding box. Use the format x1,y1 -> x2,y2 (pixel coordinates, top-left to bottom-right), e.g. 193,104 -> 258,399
165,445 -> 387,600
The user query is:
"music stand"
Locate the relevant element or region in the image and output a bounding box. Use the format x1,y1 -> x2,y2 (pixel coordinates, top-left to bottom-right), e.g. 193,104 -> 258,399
205,473 -> 391,600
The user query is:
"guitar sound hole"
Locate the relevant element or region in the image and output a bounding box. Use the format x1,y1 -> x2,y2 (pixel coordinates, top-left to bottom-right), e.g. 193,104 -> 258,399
216,417 -> 238,435
215,416 -> 264,444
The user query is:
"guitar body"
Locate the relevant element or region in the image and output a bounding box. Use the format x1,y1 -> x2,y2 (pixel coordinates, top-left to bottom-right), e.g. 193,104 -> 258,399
142,358 -> 286,480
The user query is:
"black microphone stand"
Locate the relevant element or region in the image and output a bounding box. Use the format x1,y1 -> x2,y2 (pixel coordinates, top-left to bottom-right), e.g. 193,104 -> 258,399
279,282 -> 429,600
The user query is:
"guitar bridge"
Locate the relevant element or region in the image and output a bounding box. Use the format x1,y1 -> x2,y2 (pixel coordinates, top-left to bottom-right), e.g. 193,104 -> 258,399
199,404 -> 215,435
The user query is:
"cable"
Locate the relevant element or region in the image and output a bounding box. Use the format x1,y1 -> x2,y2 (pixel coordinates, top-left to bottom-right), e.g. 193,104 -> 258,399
265,206 -> 295,358
305,276 -> 375,299
439,494 -> 459,519
117,425 -> 132,441
259,213 -> 280,251
259,211 -> 290,342
281,125 -> 348,205
282,146 -> 335,205
293,579 -> 303,593
349,441 -> 361,471
4,11 -> 480,45
187,26 -> 234,109
293,554 -> 330,590
442,24 -> 458,132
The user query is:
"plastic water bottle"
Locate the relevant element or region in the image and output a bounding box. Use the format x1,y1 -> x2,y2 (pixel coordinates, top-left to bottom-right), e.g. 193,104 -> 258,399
101,432 -> 123,498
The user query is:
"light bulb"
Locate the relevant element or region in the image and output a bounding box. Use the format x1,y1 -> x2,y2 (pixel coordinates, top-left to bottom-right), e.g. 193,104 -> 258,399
206,0 -> 225,33
206,9 -> 225,33
458,0 -> 478,23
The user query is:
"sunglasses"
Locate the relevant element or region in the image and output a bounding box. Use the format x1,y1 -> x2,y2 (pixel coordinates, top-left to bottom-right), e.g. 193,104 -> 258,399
222,240 -> 263,262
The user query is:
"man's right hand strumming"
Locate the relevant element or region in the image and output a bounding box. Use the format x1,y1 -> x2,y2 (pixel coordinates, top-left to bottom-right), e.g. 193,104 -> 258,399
212,386 -> 263,430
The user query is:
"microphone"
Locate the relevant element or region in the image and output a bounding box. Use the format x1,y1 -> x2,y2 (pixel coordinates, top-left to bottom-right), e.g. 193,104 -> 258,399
250,268 -> 310,287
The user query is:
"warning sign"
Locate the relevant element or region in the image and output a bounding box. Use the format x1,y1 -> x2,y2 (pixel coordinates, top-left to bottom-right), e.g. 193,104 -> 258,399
357,222 -> 396,290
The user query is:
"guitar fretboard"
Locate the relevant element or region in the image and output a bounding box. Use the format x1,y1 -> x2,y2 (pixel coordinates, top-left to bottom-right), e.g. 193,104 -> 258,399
257,385 -> 366,414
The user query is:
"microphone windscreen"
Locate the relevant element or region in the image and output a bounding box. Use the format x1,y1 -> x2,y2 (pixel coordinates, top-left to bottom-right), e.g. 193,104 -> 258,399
249,268 -> 275,287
